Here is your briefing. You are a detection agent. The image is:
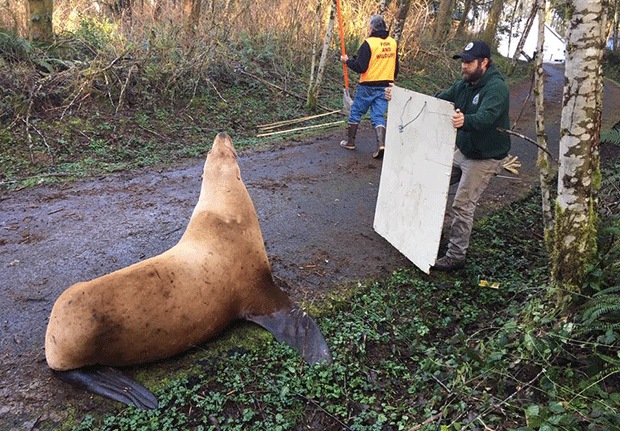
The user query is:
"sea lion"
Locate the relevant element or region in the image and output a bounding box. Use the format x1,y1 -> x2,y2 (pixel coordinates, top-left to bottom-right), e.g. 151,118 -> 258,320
45,132 -> 332,410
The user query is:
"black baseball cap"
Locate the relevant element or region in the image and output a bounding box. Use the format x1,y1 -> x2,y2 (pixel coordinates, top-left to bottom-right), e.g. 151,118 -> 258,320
452,41 -> 491,61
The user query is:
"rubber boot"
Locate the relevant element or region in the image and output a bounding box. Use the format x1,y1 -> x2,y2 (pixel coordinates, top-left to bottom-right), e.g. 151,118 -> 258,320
372,125 -> 386,159
340,123 -> 358,150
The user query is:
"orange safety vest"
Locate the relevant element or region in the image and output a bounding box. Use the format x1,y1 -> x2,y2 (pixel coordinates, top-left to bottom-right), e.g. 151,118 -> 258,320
360,36 -> 397,83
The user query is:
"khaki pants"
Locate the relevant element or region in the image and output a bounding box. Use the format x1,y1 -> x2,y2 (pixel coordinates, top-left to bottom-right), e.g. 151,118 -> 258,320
445,149 -> 504,260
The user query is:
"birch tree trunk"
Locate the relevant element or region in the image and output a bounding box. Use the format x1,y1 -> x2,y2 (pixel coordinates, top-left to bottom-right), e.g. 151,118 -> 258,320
307,0 -> 336,110
481,0 -> 504,48
508,2 -> 538,75
552,0 -> 608,302
380,0 -> 390,14
535,0 -> 553,240
506,0 -> 522,56
28,0 -> 54,42
308,0 -> 322,91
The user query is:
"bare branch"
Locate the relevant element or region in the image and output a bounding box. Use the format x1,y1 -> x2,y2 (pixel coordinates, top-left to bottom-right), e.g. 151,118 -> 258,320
498,127 -> 558,164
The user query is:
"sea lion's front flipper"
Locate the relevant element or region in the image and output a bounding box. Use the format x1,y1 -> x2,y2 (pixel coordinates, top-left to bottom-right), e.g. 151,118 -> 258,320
53,366 -> 158,410
248,308 -> 332,365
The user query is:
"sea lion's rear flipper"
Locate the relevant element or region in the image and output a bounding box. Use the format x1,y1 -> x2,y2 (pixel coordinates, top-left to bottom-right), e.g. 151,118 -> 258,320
53,366 -> 158,410
248,307 -> 332,365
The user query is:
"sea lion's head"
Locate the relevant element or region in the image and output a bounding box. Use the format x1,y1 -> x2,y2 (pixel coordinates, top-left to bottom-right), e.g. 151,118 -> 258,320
204,132 -> 239,179
208,132 -> 237,160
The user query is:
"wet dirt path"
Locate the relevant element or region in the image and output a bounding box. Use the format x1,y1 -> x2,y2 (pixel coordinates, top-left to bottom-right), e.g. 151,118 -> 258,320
1,64 -> 619,429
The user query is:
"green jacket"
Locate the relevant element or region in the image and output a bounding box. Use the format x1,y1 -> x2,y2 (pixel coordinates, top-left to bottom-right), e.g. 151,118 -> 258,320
436,64 -> 510,160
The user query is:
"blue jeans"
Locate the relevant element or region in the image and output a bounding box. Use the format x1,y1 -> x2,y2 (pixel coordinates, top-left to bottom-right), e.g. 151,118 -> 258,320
348,85 -> 388,128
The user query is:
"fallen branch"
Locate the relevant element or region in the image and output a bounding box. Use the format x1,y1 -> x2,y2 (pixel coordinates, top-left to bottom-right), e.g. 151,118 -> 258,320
497,128 -> 558,164
137,124 -> 167,140
0,172 -> 72,187
62,51 -> 130,119
431,374 -> 452,395
407,412 -> 443,431
22,118 -> 55,166
258,110 -> 340,131
296,393 -> 353,430
22,82 -> 56,166
116,64 -> 137,115
85,49 -> 131,76
24,83 -> 41,164
206,78 -> 228,103
256,120 -> 344,137
61,80 -> 92,120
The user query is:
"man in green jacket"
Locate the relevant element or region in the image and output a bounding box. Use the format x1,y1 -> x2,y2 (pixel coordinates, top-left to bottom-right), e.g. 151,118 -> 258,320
432,40 -> 511,271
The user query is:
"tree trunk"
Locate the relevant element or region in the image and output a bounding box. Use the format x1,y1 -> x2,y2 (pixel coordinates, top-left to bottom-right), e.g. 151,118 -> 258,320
184,0 -> 202,32
456,0 -> 473,35
535,0 -> 553,240
505,0 -> 522,56
108,0 -> 133,20
153,0 -> 163,20
307,0 -> 336,110
552,0 -> 607,303
27,0 -> 54,42
380,0 -> 391,14
614,0 -> 619,50
221,0 -> 234,40
480,0 -> 504,48
393,0 -> 412,44
508,2 -> 538,75
307,0 -> 323,107
434,0 -> 454,41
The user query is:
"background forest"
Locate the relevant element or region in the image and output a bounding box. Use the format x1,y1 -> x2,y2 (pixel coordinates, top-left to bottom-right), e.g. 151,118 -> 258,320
0,0 -> 617,184
0,0 -> 555,190
1,0 -> 620,430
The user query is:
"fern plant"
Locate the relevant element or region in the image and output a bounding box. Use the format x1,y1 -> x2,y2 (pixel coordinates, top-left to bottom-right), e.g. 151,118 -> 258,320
601,128 -> 620,146
580,286 -> 620,325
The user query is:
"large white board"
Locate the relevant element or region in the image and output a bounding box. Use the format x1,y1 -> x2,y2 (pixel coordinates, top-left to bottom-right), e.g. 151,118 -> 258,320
373,86 -> 456,274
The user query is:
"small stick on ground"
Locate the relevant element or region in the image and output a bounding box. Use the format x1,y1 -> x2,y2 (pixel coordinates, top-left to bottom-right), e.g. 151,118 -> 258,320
256,120 -> 344,137
407,412 -> 444,431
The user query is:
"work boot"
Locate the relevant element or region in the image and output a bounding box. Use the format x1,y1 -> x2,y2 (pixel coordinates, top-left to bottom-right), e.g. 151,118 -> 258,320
431,255 -> 466,272
340,123 -> 358,150
372,125 -> 386,159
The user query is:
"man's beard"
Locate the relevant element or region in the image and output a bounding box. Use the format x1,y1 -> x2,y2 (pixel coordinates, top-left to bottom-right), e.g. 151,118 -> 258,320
463,63 -> 485,83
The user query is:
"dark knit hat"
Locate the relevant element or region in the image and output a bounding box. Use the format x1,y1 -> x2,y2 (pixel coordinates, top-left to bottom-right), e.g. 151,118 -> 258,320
369,15 -> 387,32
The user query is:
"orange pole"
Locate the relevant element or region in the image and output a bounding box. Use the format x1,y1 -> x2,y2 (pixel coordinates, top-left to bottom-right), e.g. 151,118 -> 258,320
335,0 -> 349,89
